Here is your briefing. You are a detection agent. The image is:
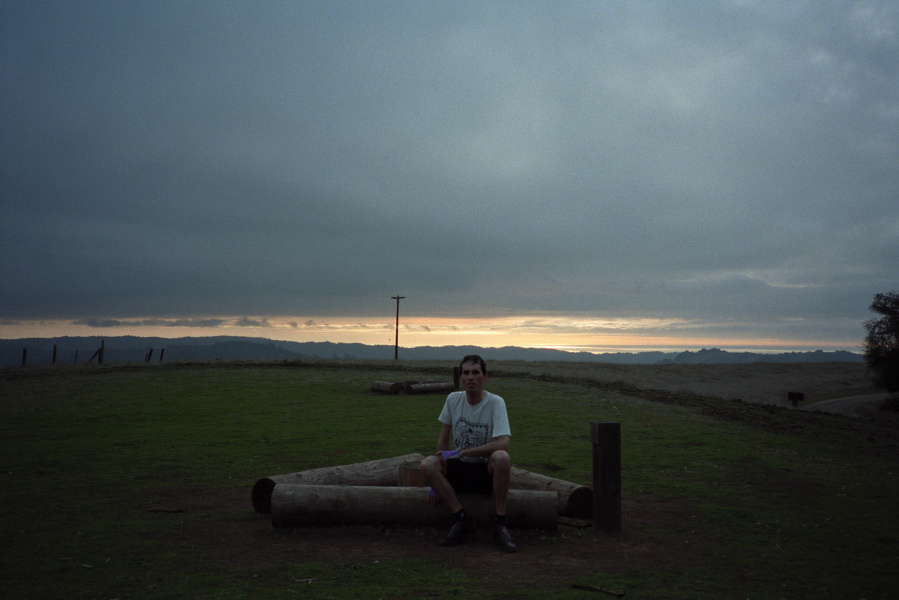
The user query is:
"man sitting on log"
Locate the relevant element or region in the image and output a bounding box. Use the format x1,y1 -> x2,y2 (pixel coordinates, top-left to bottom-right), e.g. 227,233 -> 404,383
420,354 -> 516,553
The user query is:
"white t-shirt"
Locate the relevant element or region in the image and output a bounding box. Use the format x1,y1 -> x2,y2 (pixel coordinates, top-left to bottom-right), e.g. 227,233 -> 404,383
438,391 -> 511,464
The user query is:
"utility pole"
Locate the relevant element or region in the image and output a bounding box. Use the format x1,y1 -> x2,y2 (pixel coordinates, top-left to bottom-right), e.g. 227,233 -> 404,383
391,295 -> 405,360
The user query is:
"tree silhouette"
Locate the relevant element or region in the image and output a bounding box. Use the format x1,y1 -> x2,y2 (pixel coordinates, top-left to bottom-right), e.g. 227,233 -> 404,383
863,290 -> 899,393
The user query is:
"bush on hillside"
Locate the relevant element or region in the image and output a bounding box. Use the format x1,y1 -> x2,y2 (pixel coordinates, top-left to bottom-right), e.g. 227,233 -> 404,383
863,290 -> 899,393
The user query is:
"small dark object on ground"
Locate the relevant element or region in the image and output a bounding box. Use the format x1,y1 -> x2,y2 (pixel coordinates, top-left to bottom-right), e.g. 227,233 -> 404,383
571,582 -> 626,596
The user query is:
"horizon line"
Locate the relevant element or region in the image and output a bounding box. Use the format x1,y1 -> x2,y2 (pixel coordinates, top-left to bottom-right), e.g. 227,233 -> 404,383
0,333 -> 863,356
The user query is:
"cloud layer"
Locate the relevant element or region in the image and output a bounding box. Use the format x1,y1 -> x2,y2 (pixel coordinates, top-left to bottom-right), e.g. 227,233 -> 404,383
2,1 -> 897,349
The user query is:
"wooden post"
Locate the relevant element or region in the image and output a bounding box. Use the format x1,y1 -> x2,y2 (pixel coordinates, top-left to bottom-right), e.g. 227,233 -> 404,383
99,339 -> 105,365
73,350 -> 79,364
591,421 -> 621,533
21,348 -> 27,367
52,344 -> 57,365
159,348 -> 164,363
145,348 -> 154,363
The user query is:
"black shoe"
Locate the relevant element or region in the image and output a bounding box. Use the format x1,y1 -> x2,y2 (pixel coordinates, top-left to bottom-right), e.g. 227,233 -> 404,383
438,516 -> 475,547
494,525 -> 517,553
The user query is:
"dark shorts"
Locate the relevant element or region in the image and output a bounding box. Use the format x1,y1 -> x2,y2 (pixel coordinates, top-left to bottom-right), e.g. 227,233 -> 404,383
446,460 -> 493,495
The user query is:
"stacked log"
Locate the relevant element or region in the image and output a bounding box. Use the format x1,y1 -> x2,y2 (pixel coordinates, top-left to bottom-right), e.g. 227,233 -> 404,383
406,382 -> 455,394
254,453 -> 592,528
398,462 -> 428,487
370,381 -> 456,395
398,461 -> 592,519
252,453 -> 425,514
510,467 -> 593,519
271,484 -> 558,529
371,381 -> 402,394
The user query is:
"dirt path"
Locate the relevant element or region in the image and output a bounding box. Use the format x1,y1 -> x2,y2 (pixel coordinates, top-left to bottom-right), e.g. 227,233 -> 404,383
173,488 -> 702,596
802,393 -> 892,418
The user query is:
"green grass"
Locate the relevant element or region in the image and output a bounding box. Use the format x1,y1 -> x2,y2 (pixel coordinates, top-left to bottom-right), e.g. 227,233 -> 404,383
1,360 -> 897,599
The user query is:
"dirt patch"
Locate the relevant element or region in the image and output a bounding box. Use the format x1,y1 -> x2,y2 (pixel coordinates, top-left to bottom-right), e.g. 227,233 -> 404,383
146,485 -> 702,593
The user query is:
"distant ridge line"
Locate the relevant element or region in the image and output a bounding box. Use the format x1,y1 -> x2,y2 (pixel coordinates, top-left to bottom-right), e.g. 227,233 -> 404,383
0,335 -> 863,367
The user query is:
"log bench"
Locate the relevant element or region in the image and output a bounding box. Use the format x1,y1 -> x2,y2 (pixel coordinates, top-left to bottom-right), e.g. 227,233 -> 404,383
253,454 -> 593,529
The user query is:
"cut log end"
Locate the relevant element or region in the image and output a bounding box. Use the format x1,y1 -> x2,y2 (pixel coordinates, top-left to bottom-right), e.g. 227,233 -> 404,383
566,486 -> 594,519
251,478 -> 277,514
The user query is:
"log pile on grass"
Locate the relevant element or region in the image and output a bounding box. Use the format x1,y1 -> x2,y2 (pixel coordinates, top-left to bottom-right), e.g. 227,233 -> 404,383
270,484 -> 559,529
371,381 -> 456,395
253,454 -> 594,530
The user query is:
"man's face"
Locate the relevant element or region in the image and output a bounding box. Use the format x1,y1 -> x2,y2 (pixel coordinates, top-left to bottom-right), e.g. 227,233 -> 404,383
460,361 -> 487,394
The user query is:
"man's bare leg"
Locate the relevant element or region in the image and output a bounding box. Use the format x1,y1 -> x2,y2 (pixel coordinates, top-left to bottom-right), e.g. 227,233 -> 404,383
488,450 -> 516,552
487,450 -> 511,515
420,455 -> 462,512
421,455 -> 476,547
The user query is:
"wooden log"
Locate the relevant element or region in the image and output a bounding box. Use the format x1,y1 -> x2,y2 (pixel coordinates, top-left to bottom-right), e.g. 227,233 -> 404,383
270,484 -> 559,529
510,467 -> 593,519
394,463 -> 593,519
371,381 -> 401,394
398,462 -> 427,487
252,453 -> 426,514
406,382 -> 455,394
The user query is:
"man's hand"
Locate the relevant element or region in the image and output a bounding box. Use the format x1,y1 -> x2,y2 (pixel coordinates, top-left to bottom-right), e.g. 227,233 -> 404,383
427,487 -> 441,506
438,450 -> 461,461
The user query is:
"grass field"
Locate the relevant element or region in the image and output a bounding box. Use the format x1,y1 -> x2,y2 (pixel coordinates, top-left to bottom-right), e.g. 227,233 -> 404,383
1,360 -> 896,599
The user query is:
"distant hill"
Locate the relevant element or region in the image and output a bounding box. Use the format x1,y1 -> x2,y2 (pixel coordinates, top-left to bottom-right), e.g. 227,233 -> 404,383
658,347 -> 864,364
0,335 -> 864,368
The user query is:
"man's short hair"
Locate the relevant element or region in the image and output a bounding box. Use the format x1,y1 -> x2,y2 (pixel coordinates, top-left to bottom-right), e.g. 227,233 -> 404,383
460,354 -> 487,375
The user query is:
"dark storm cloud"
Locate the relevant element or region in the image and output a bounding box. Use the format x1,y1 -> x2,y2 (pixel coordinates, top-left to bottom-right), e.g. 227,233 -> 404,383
1,1 -> 897,346
72,318 -> 228,328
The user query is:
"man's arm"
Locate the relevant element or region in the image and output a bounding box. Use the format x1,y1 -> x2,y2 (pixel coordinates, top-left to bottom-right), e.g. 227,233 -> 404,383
458,434 -> 510,459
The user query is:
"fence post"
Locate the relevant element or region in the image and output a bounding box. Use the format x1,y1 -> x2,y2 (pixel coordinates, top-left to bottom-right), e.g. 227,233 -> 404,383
21,348 -> 27,367
591,421 -> 621,533
52,344 -> 57,365
159,348 -> 165,363
99,339 -> 105,365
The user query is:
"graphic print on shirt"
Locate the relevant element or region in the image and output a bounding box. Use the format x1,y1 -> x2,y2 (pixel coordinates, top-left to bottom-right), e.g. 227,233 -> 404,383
454,416 -> 489,451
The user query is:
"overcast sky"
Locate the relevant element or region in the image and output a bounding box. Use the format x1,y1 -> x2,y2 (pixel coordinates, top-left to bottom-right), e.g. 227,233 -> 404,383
1,1 -> 897,352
